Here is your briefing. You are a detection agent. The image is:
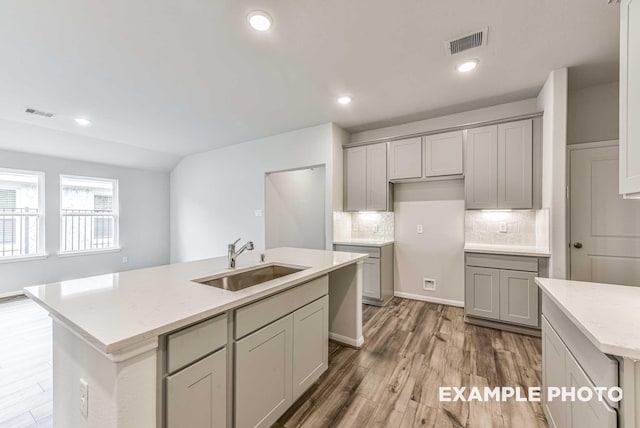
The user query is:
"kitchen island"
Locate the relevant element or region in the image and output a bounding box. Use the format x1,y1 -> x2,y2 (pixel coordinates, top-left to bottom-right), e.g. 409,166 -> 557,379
24,247 -> 367,428
536,278 -> 640,428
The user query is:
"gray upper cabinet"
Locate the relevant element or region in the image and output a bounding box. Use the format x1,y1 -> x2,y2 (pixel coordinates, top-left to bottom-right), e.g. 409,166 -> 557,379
424,131 -> 463,177
499,270 -> 538,327
388,137 -> 422,180
465,125 -> 499,209
344,146 -> 367,211
465,266 -> 500,320
620,0 -> 640,197
344,143 -> 389,211
465,120 -> 533,209
235,315 -> 293,428
166,348 -> 227,428
498,120 -> 533,209
293,296 -> 328,401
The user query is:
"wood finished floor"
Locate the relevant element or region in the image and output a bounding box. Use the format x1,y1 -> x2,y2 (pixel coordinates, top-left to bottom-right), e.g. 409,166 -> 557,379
277,298 -> 548,428
0,298 -> 52,428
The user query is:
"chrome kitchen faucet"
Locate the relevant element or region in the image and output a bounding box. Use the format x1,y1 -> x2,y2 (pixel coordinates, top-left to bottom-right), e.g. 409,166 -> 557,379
228,238 -> 254,269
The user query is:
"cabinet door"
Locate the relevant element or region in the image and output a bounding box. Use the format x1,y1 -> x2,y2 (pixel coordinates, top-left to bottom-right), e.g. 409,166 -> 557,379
498,120 -> 533,209
388,137 -> 422,180
293,296 -> 329,401
541,317 -> 567,428
620,0 -> 640,196
236,315 -> 293,428
465,266 -> 500,320
424,131 -> 463,177
465,126 -> 498,209
366,143 -> 389,211
363,258 -> 381,299
167,348 -> 227,428
499,270 -> 538,327
565,350 -> 617,428
344,146 -> 367,211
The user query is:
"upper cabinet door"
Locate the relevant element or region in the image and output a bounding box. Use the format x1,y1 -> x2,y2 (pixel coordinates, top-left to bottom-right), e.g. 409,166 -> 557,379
344,146 -> 367,211
497,120 -> 533,209
465,125 -> 498,209
424,131 -> 463,177
388,137 -> 422,180
620,0 -> 640,197
366,143 -> 389,211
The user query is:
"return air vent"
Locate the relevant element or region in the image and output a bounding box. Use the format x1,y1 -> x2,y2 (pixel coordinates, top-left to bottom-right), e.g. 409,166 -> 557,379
446,28 -> 488,56
25,108 -> 54,118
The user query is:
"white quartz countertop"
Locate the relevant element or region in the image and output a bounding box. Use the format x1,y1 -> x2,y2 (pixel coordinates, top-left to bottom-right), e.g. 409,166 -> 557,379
24,247 -> 367,355
536,278 -> 640,359
333,239 -> 394,247
464,243 -> 551,257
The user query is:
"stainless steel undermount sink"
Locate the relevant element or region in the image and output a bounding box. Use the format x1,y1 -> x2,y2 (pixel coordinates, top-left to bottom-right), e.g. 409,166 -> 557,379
193,264 -> 306,291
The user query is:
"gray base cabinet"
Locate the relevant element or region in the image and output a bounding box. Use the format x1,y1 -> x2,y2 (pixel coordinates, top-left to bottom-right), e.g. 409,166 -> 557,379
166,348 -> 227,428
293,296 -> 329,400
464,253 -> 544,329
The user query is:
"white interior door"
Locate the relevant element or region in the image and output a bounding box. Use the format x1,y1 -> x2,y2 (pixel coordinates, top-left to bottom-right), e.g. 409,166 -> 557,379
570,144 -> 640,285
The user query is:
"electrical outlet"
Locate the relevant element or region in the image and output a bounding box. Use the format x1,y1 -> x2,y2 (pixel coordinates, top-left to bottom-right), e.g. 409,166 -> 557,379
423,278 -> 436,291
373,224 -> 380,233
499,222 -> 507,233
254,209 -> 263,217
79,378 -> 89,418
417,224 -> 423,234
122,256 -> 128,264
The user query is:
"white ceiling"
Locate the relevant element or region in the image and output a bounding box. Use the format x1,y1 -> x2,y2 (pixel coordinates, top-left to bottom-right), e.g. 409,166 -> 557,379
0,0 -> 620,170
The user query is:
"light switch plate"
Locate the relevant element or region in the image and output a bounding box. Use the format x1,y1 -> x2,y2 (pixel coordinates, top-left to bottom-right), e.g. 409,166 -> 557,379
254,209 -> 263,217
417,225 -> 423,234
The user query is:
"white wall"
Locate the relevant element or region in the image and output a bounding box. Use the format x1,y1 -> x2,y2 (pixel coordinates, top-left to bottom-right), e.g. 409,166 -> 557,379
537,68 -> 569,279
567,81 -> 619,145
0,149 -> 170,295
170,123 -> 342,262
393,180 -> 465,305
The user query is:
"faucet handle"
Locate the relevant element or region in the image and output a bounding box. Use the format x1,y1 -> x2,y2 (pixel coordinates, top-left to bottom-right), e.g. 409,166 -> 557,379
231,237 -> 241,246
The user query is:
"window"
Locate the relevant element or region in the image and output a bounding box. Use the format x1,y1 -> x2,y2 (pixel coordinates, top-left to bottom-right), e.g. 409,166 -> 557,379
60,175 -> 119,253
0,169 -> 45,258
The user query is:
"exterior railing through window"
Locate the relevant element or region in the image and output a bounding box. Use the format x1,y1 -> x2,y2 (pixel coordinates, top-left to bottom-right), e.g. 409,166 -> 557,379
0,207 -> 40,257
61,209 -> 116,252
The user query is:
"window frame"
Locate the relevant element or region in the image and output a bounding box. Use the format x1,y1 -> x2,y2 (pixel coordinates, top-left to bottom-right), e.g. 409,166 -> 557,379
59,174 -> 120,255
0,167 -> 46,262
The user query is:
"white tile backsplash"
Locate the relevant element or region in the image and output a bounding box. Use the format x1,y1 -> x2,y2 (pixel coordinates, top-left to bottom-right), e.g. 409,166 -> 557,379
333,211 -> 394,241
465,210 -> 548,247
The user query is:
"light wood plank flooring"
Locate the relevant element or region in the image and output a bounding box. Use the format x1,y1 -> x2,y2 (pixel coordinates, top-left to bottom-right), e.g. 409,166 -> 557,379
277,298 -> 548,428
0,298 -> 52,428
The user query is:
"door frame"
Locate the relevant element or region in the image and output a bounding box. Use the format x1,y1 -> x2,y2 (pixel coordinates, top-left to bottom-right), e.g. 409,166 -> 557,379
566,140 -> 619,279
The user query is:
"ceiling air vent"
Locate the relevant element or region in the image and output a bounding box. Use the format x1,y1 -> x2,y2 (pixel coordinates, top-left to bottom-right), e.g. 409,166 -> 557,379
446,28 -> 488,56
25,108 -> 54,118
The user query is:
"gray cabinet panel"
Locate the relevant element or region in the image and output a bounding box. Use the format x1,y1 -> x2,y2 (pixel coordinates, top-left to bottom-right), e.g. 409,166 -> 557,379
542,317 -> 567,428
344,146 -> 367,211
465,266 -> 500,320
363,259 -> 381,299
499,270 -> 538,327
424,131 -> 463,177
465,126 -> 498,209
498,120 -> 533,209
167,314 -> 227,374
293,296 -> 329,401
235,315 -> 293,428
366,143 -> 389,211
389,137 -> 422,180
166,348 -> 227,428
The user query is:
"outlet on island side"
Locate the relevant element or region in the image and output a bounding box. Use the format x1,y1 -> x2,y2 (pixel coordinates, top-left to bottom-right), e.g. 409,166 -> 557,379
423,278 -> 436,291
79,378 -> 89,418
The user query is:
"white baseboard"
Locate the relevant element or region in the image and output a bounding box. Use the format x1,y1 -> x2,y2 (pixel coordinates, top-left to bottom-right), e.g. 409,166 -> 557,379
394,291 -> 464,308
0,290 -> 25,300
329,332 -> 364,348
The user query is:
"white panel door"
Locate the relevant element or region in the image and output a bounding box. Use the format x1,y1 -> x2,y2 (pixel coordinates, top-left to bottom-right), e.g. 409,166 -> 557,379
293,296 -> 328,401
344,146 -> 367,211
497,120 -> 533,209
424,131 -> 463,177
620,0 -> 640,196
465,126 -> 498,209
366,143 -> 388,211
388,137 -> 422,180
570,144 -> 640,286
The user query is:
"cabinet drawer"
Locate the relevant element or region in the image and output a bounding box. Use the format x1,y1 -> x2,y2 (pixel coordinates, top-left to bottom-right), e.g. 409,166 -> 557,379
543,295 -> 618,399
235,275 -> 328,339
333,244 -> 380,259
167,313 -> 227,374
465,253 -> 539,273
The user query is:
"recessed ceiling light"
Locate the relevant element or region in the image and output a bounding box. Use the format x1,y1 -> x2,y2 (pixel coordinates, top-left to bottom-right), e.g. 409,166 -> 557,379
337,96 -> 352,105
248,11 -> 272,31
74,118 -> 92,126
457,59 -> 479,73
